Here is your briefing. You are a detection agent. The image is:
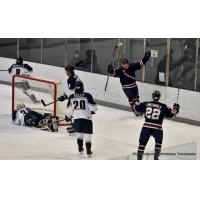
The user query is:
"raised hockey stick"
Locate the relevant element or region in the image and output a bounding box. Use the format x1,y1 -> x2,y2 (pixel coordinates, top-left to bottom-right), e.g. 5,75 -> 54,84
41,99 -> 59,107
104,42 -> 123,92
176,88 -> 180,103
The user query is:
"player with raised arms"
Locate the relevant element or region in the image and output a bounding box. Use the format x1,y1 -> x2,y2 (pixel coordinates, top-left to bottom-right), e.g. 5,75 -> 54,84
8,56 -> 40,104
65,81 -> 97,157
107,51 -> 151,116
133,91 -> 180,160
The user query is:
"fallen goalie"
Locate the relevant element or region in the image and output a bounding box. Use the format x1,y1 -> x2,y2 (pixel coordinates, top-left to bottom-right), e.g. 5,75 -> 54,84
12,102 -> 59,132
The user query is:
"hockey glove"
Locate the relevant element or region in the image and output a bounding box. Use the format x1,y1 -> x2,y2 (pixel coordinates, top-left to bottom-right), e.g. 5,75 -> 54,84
107,64 -> 114,74
57,94 -> 68,102
142,50 -> 151,64
65,115 -> 71,122
173,103 -> 180,114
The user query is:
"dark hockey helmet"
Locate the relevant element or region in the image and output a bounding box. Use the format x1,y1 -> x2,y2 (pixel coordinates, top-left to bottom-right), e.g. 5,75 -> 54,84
121,58 -> 129,64
16,56 -> 23,65
65,65 -> 74,72
75,81 -> 84,93
152,91 -> 161,101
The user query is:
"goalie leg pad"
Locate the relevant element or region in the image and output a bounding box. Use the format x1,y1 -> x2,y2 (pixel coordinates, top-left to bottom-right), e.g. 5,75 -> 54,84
39,116 -> 59,132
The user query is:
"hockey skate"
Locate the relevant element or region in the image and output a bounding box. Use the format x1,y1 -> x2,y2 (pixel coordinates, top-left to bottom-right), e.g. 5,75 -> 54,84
79,147 -> 84,155
66,126 -> 75,135
87,151 -> 93,158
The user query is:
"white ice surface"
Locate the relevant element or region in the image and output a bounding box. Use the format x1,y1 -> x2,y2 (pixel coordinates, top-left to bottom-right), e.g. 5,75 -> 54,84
1,84 -> 200,160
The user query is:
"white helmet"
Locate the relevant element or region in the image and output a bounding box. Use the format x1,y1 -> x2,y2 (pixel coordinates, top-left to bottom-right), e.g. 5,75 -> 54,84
17,102 -> 25,110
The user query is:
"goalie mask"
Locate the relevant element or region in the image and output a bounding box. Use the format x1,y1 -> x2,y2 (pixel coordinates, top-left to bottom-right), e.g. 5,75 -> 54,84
75,81 -> 84,93
17,102 -> 25,110
152,91 -> 161,101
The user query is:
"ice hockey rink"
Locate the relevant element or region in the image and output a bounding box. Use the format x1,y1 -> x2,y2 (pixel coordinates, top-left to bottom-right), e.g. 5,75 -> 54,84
1,84 -> 200,160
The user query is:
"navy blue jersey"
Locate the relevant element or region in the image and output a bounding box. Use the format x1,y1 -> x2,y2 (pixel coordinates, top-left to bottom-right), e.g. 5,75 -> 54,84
111,61 -> 145,89
67,74 -> 80,90
134,101 -> 177,130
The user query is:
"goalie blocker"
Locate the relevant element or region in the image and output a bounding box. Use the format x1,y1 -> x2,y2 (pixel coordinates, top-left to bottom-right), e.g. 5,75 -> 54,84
12,102 -> 59,132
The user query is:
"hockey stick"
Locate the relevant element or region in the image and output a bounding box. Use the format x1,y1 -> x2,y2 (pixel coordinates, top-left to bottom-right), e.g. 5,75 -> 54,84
104,42 -> 123,92
55,118 -> 67,124
0,69 -> 8,71
51,118 -> 72,127
41,99 -> 59,107
176,88 -> 180,103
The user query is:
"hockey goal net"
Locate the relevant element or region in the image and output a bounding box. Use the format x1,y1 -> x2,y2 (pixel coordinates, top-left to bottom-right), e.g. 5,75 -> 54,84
12,75 -> 66,121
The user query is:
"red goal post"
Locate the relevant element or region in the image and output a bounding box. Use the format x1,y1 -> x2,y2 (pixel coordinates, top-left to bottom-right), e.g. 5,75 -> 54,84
12,75 -> 58,116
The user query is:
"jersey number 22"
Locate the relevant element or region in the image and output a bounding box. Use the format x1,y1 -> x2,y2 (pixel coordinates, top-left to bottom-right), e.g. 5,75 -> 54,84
146,107 -> 161,120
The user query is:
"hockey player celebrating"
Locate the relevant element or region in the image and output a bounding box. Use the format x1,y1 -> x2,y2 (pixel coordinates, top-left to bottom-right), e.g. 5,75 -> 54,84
65,81 -> 97,157
8,56 -> 39,104
107,51 -> 151,116
12,102 -> 58,132
132,91 -> 180,160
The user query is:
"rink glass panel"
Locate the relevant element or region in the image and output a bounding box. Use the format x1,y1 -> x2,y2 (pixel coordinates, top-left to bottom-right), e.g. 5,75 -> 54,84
42,38 -> 66,67
169,39 -> 196,90
67,38 -> 92,72
0,38 -> 17,59
124,38 -> 144,81
1,38 -> 200,92
92,38 -> 120,75
145,38 -> 168,85
196,39 -> 200,91
19,38 -> 41,63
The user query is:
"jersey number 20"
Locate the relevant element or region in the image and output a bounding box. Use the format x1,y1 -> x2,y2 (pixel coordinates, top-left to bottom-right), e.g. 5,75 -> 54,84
73,100 -> 86,110
145,107 -> 161,120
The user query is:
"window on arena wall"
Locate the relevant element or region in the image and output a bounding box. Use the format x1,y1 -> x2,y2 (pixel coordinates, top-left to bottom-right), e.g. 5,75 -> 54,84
0,38 -> 17,59
67,38 -> 92,72
19,38 -> 41,63
124,38 -> 144,81
92,38 -> 120,75
170,39 -> 196,91
144,38 -> 168,85
42,38 -> 65,67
